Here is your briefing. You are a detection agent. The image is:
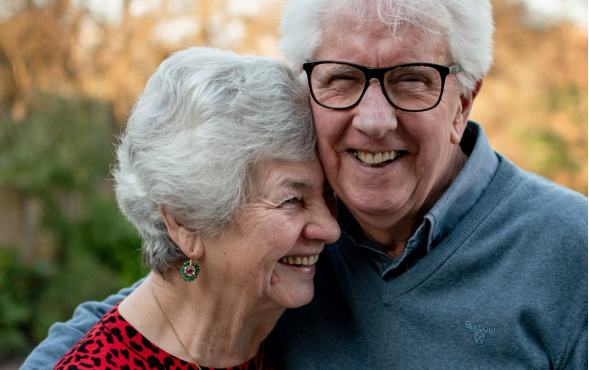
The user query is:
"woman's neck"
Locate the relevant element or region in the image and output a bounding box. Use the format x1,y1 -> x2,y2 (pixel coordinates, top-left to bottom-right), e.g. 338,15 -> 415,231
118,273 -> 284,368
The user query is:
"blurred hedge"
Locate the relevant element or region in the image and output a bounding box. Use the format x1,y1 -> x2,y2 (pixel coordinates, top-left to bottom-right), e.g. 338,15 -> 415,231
0,94 -> 145,359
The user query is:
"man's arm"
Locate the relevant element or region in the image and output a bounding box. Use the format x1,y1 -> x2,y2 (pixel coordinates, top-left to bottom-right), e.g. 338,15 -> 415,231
20,276 -> 146,370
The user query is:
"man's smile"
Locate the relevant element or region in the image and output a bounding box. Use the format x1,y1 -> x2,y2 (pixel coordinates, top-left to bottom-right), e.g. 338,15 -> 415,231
348,149 -> 407,167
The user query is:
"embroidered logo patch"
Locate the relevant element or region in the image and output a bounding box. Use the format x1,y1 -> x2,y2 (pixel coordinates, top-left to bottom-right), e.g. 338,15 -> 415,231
465,321 -> 497,345
474,332 -> 485,345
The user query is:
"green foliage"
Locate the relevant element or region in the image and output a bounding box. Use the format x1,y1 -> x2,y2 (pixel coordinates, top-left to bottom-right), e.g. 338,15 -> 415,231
0,94 -> 144,360
0,94 -> 112,195
0,248 -> 49,358
67,195 -> 148,287
522,82 -> 588,194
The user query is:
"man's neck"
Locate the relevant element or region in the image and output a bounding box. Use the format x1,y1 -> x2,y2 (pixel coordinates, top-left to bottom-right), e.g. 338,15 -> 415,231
355,146 -> 469,259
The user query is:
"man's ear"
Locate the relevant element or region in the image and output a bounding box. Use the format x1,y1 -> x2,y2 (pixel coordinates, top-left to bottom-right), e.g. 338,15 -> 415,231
158,205 -> 204,259
451,79 -> 483,145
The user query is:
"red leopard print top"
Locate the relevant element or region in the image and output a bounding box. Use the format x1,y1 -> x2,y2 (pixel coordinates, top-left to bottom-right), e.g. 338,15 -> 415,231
54,303 -> 273,370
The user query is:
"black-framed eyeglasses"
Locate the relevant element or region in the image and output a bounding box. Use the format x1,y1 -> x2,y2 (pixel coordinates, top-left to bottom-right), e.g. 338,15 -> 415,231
302,61 -> 463,112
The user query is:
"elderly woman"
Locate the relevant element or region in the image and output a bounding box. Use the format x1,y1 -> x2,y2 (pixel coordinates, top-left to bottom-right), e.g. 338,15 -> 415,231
53,47 -> 339,369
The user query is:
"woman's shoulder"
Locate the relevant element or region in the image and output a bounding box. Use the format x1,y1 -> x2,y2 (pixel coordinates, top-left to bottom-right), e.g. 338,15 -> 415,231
54,303 -> 130,369
53,302 -> 192,370
53,303 -> 273,370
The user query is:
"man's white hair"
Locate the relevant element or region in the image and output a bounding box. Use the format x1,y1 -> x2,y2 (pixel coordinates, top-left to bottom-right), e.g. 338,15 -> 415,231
279,0 -> 494,94
113,47 -> 316,274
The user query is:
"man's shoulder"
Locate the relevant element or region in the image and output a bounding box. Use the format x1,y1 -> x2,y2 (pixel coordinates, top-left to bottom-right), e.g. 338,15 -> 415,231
477,155 -> 587,267
494,155 -> 587,224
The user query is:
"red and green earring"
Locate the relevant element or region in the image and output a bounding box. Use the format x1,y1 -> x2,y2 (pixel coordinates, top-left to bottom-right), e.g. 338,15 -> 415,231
180,253 -> 199,282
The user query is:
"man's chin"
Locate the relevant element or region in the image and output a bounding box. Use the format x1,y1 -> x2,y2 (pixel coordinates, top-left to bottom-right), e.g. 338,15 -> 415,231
344,191 -> 407,216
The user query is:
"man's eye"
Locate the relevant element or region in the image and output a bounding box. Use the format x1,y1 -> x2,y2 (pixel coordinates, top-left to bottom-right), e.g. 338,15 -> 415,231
327,74 -> 364,86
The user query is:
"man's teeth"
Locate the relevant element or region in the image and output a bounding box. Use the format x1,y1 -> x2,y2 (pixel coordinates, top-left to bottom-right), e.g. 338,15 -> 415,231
353,150 -> 398,165
280,254 -> 320,266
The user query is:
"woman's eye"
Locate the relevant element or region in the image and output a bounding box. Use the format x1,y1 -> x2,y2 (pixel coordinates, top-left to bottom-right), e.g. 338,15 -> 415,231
282,197 -> 301,206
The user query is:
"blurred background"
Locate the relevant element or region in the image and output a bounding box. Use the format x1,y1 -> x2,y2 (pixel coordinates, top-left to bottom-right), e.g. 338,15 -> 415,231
0,0 -> 586,365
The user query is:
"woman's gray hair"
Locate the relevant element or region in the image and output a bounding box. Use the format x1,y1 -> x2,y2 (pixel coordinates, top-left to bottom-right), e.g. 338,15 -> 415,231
279,0 -> 494,94
113,47 -> 316,274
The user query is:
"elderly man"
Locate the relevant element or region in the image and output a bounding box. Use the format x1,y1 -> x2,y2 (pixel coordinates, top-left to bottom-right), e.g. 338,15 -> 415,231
22,0 -> 587,369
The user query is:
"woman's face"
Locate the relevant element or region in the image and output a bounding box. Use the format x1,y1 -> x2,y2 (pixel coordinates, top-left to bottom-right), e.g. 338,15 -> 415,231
203,158 -> 340,309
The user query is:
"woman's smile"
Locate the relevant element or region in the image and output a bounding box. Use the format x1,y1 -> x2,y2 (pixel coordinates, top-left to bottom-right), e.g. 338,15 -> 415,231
278,253 -> 320,267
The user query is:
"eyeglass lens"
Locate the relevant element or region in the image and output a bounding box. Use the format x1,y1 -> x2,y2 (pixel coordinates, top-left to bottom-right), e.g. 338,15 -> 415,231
309,63 -> 443,111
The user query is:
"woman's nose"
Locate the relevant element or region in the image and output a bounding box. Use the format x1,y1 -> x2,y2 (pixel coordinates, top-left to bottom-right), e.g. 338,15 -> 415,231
302,202 -> 341,244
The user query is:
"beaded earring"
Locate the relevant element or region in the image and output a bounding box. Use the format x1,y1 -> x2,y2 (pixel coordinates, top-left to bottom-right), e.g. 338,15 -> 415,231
180,253 -> 200,282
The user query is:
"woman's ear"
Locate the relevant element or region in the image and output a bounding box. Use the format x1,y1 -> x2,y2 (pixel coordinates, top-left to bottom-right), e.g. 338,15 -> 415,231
158,205 -> 204,259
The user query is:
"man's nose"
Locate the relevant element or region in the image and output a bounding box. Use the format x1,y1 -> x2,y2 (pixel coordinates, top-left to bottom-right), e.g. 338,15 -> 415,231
352,78 -> 398,139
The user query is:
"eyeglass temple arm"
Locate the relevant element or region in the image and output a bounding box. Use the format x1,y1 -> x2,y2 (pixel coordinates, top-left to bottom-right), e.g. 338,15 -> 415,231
449,64 -> 463,74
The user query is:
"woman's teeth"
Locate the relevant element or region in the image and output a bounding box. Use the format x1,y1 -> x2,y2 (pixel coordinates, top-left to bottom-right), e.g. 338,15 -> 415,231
352,150 -> 399,166
280,254 -> 320,266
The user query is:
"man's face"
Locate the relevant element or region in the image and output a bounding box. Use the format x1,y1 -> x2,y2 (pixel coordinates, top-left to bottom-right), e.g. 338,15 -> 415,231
311,18 -> 476,238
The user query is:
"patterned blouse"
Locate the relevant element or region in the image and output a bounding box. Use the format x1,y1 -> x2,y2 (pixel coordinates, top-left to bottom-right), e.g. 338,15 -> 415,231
54,303 -> 273,370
